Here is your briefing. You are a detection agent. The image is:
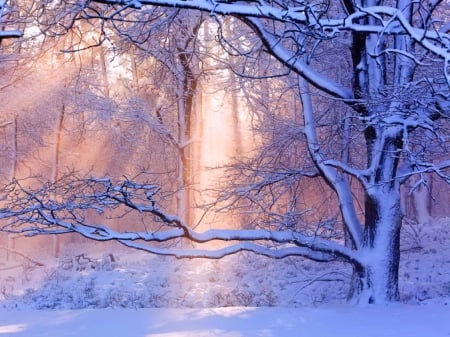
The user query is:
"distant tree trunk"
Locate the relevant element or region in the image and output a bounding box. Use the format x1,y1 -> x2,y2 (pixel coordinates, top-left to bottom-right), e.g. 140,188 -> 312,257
176,71 -> 190,225
51,100 -> 66,257
175,62 -> 198,227
412,175 -> 432,224
98,45 -> 110,97
6,114 -> 18,261
230,80 -> 243,158
174,19 -> 202,227
130,51 -> 140,92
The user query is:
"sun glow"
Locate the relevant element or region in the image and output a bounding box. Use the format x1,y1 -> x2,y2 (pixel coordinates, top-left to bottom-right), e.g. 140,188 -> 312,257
191,21 -> 254,234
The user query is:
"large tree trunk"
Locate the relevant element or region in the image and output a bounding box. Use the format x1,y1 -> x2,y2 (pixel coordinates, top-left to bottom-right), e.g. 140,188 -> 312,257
350,190 -> 402,304
350,242 -> 400,303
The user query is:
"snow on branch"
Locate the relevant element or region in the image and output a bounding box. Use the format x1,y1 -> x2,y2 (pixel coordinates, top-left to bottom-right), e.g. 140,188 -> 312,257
83,0 -> 450,93
0,30 -> 22,39
118,240 -> 336,261
242,17 -> 354,100
90,0 -> 449,46
0,175 -> 358,263
298,77 -> 363,250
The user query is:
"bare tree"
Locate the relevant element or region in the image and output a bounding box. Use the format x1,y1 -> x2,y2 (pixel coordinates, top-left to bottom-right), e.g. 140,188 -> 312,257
1,0 -> 450,305
80,8 -> 208,225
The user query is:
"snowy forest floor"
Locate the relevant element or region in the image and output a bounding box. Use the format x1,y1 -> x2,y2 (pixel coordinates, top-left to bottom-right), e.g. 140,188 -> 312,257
0,218 -> 449,336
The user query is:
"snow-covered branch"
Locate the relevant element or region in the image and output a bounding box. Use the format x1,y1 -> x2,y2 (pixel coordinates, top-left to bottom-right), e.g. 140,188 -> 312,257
242,17 -> 354,100
0,30 -> 22,39
0,176 -> 358,263
118,240 -> 336,261
80,1 -> 450,92
89,0 -> 449,44
399,160 -> 450,183
298,77 -> 363,249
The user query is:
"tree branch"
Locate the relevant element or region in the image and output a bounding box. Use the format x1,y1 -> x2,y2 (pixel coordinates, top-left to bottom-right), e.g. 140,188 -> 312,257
0,176 -> 360,263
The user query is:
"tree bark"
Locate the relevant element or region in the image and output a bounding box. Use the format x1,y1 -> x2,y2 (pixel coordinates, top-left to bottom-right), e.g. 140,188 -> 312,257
350,189 -> 402,303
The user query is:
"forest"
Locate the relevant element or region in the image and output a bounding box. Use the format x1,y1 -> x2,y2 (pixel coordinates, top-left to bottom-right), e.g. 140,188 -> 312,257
0,1 -> 450,333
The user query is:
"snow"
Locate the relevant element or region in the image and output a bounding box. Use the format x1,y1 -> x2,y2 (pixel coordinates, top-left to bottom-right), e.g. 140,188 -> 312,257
0,218 -> 449,336
0,30 -> 22,38
0,304 -> 449,337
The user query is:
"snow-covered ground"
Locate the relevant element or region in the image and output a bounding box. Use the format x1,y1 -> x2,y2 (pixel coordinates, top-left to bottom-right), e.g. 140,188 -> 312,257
0,218 -> 449,336
1,304 -> 449,337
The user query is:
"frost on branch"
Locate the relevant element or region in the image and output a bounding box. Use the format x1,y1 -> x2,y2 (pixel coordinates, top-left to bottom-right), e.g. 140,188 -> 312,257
0,175 -> 355,262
